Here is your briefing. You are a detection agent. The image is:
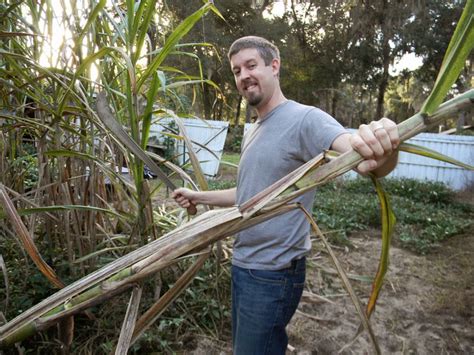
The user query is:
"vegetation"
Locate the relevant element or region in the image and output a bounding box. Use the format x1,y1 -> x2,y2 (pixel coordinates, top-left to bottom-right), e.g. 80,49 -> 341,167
0,237 -> 231,353
314,178 -> 473,254
0,0 -> 472,353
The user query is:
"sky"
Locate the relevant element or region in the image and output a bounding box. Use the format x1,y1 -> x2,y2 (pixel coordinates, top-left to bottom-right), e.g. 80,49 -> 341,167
390,52 -> 424,75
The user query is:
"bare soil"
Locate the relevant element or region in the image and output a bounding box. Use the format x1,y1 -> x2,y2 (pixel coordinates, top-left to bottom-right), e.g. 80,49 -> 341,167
190,228 -> 474,354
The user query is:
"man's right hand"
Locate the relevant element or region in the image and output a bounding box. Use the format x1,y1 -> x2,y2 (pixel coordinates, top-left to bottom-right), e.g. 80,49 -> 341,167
171,187 -> 236,209
171,188 -> 197,209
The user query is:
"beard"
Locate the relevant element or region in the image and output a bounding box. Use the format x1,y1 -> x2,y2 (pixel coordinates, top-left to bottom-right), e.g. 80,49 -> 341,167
245,91 -> 263,107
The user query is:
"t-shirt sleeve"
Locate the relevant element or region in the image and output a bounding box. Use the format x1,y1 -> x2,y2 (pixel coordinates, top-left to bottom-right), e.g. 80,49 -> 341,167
299,108 -> 347,161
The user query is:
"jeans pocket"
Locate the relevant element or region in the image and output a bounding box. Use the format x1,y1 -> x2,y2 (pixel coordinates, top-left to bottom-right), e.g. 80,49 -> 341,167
248,269 -> 286,285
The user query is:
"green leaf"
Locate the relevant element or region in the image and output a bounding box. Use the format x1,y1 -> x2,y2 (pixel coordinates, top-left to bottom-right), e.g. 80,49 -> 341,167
399,143 -> 474,171
421,0 -> 474,114
126,0 -> 135,43
366,176 -> 396,319
58,46 -> 135,113
133,0 -> 159,64
75,0 -> 107,50
141,72 -> 161,149
136,2 -> 213,91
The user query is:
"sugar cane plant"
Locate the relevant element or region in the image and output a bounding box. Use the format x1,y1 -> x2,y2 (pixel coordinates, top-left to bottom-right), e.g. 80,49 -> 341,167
0,0 -> 473,353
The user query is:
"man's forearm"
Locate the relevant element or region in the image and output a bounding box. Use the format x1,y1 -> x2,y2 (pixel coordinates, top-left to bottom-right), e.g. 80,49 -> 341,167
193,188 -> 236,207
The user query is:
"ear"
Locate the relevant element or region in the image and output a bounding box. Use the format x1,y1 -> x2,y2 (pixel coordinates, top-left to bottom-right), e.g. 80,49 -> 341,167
271,58 -> 280,77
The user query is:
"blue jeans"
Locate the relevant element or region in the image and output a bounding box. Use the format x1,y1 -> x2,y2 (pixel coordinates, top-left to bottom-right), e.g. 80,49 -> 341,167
231,257 -> 306,355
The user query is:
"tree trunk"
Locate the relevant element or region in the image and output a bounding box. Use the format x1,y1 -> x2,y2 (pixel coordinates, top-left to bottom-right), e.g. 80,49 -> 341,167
331,90 -> 338,118
245,102 -> 253,123
235,96 -> 242,127
456,111 -> 465,133
202,81 -> 211,120
376,35 -> 390,120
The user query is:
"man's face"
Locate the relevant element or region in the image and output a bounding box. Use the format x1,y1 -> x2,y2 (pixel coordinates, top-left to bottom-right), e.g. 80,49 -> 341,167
230,48 -> 279,108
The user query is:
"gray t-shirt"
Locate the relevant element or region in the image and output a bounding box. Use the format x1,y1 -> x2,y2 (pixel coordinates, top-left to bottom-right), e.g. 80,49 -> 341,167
234,100 -> 346,270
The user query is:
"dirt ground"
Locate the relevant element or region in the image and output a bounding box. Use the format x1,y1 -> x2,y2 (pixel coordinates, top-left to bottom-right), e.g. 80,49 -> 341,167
190,228 -> 474,354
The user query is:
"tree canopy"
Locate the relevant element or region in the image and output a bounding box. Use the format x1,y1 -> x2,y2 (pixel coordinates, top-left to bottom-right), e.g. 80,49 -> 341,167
164,0 -> 469,128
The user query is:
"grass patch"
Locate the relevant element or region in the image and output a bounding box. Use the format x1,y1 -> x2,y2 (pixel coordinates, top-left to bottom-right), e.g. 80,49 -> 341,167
221,152 -> 240,165
215,151 -> 239,184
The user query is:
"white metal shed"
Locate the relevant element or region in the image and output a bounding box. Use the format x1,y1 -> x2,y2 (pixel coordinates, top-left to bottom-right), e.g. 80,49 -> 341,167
150,118 -> 229,177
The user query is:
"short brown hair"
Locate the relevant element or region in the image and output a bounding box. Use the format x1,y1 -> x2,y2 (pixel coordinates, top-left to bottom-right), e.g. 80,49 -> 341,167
228,36 -> 280,65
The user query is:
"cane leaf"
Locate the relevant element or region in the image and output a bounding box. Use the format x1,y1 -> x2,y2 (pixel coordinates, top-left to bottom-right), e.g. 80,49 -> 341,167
421,0 -> 474,114
366,176 -> 396,319
136,2 -> 217,90
0,185 -> 65,289
399,142 -> 474,170
75,0 -> 107,49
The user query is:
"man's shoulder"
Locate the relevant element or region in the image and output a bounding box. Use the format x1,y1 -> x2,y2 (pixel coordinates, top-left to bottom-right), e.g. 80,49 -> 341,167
285,100 -> 333,121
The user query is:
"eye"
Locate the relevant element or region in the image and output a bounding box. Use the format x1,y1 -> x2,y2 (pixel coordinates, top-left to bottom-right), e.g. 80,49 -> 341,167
249,63 -> 256,69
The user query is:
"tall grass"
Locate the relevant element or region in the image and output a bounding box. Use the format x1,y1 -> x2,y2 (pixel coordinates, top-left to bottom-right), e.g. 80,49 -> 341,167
1,1 -> 220,350
0,1 -> 217,272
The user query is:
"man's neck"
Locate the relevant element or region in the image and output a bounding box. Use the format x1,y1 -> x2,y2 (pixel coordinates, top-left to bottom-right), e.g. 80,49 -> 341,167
256,91 -> 287,119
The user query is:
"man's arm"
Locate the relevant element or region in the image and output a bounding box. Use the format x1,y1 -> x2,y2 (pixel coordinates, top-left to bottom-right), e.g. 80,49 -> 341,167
331,117 -> 400,178
171,187 -> 236,208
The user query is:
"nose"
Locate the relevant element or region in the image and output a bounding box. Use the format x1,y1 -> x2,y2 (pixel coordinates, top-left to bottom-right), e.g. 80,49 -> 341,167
240,67 -> 250,80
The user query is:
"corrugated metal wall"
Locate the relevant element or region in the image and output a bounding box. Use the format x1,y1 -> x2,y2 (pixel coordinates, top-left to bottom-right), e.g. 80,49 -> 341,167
388,132 -> 474,190
150,118 -> 229,177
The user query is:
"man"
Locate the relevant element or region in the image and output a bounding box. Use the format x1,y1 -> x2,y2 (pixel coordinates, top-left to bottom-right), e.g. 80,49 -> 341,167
172,36 -> 399,354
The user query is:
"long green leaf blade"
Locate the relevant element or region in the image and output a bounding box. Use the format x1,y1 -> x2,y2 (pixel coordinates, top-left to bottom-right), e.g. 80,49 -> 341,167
136,2 -> 213,90
75,0 -> 106,49
421,0 -> 474,114
399,142 -> 474,170
133,0 -> 159,64
366,176 -> 396,318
